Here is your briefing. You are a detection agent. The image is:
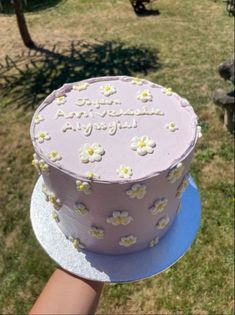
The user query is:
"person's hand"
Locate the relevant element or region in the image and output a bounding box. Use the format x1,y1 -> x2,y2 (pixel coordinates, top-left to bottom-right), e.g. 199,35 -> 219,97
29,268 -> 104,315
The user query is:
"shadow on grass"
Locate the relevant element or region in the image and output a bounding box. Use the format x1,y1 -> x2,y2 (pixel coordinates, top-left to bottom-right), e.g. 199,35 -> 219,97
135,9 -> 160,17
0,40 -> 161,109
0,0 -> 61,14
129,0 -> 160,16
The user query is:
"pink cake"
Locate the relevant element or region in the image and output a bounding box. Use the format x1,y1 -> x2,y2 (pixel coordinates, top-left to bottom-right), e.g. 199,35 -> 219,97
30,76 -> 200,255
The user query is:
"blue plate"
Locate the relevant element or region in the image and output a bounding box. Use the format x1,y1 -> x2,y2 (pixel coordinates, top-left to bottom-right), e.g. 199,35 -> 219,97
30,176 -> 201,283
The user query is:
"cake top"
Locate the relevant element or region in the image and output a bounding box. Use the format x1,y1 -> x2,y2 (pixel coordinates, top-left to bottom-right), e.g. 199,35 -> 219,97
30,76 -> 199,183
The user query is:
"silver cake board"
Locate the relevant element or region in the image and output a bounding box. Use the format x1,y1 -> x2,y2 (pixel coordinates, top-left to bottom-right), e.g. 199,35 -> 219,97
30,176 -> 201,283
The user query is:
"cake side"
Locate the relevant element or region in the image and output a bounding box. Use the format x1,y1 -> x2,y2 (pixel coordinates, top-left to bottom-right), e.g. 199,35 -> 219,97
36,150 -> 193,255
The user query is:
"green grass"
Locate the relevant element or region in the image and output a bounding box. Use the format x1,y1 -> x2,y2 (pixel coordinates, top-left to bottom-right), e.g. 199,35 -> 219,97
0,0 -> 234,314
218,142 -> 234,161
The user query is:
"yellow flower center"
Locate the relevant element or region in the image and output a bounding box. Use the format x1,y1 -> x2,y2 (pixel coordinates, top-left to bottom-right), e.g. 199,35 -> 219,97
104,85 -> 111,91
50,196 -> 56,204
138,140 -> 146,148
87,148 -> 94,155
72,239 -> 78,247
142,91 -> 148,97
117,216 -> 123,224
39,162 -> 47,171
80,207 -> 86,214
158,202 -> 165,210
51,152 -> 57,157
52,214 -> 57,220
79,183 -> 87,191
86,172 -> 94,179
122,167 -> 129,174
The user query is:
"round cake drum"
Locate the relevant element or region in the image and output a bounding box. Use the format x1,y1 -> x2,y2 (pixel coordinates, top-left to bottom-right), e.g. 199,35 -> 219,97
30,175 -> 201,283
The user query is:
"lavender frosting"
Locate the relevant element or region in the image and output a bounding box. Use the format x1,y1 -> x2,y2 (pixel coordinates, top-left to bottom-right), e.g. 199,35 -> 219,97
30,76 -> 199,255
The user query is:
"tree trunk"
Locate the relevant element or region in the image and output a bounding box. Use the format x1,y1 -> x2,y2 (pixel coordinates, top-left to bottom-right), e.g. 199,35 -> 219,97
13,0 -> 35,48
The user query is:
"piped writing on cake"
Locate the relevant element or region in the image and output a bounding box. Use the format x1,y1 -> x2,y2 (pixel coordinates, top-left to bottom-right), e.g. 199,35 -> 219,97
54,101 -> 164,136
61,119 -> 138,136
55,106 -> 164,119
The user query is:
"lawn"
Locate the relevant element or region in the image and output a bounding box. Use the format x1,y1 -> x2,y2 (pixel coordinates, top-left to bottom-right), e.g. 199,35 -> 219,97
0,0 -> 234,314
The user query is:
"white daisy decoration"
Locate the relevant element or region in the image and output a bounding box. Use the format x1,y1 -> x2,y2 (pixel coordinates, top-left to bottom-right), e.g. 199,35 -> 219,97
52,211 -> 60,223
49,193 -> 62,210
101,84 -> 117,97
106,211 -> 133,226
197,125 -> 202,138
76,180 -> 91,195
79,143 -> 105,163
34,114 -> 44,124
137,89 -> 152,102
32,155 -> 49,174
149,198 -> 168,215
69,237 -> 85,249
131,77 -> 144,85
176,175 -> 189,199
42,183 -> 50,202
75,202 -> 89,215
36,131 -> 51,144
38,160 -> 49,174
156,216 -> 170,229
167,163 -> 184,183
126,184 -> 147,199
130,136 -> 156,156
72,82 -> 89,91
32,153 -> 40,173
116,165 -> 133,179
86,171 -> 100,180
56,95 -> 66,105
162,87 -> 173,96
149,236 -> 159,248
89,226 -> 104,239
165,122 -> 179,132
119,235 -> 137,247
48,151 -> 62,162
